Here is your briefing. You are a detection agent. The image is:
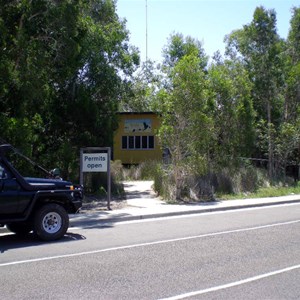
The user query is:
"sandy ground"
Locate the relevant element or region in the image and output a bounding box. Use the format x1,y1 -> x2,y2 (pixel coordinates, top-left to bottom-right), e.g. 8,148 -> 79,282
80,181 -> 155,213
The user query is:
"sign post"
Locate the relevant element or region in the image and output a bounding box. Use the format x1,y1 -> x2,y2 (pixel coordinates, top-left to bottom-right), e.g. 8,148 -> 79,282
80,147 -> 111,210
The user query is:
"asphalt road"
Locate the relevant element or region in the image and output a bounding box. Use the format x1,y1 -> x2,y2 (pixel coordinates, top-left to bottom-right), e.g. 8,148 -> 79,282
0,203 -> 300,300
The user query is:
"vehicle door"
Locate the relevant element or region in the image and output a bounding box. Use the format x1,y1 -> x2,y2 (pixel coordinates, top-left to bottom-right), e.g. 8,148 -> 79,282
0,162 -> 20,215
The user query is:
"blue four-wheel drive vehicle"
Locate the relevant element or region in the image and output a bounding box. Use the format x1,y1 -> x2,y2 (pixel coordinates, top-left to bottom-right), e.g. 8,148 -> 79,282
0,144 -> 83,241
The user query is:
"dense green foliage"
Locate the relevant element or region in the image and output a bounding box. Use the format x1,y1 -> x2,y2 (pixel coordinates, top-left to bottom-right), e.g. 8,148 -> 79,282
152,6 -> 300,200
1,2 -> 299,199
0,0 -> 139,180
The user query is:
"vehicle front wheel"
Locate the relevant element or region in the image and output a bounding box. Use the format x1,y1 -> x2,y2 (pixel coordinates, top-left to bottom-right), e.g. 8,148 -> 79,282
34,204 -> 69,241
7,222 -> 33,236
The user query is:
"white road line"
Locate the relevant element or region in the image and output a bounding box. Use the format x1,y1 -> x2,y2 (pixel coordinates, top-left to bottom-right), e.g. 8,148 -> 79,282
1,219 -> 299,267
159,264 -> 300,300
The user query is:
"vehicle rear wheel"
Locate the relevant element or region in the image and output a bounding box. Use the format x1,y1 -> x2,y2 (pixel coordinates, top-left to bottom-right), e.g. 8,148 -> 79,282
34,204 -> 69,241
7,222 -> 33,235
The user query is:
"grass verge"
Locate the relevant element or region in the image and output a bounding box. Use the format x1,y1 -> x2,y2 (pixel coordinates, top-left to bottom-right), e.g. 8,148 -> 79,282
217,182 -> 300,200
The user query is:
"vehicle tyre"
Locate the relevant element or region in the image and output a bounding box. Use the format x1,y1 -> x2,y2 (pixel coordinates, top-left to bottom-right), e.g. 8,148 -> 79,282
7,222 -> 33,235
34,204 -> 69,241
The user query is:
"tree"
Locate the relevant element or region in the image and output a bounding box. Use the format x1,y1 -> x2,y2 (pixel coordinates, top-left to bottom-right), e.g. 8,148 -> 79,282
285,7 -> 300,123
158,51 -> 214,199
276,7 -> 300,176
162,33 -> 208,70
119,60 -> 163,112
225,6 -> 284,180
0,0 -> 139,179
208,59 -> 255,167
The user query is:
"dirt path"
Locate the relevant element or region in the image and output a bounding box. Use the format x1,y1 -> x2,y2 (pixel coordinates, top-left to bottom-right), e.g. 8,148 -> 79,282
81,180 -> 157,213
123,180 -> 156,199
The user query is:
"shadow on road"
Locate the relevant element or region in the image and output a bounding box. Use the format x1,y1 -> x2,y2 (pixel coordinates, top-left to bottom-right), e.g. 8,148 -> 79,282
0,232 -> 86,253
70,212 -> 130,230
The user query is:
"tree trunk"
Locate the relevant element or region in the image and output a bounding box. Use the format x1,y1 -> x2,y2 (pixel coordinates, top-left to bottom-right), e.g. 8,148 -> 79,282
267,101 -> 274,180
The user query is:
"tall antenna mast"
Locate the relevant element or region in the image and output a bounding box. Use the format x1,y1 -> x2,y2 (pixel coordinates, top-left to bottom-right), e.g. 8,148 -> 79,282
146,0 -> 148,63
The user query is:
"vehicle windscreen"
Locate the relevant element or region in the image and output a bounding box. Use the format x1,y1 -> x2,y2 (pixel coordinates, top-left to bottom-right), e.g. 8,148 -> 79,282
4,150 -> 49,178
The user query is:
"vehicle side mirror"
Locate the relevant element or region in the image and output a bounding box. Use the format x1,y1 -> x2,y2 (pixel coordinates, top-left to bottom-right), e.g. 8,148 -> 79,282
50,168 -> 62,179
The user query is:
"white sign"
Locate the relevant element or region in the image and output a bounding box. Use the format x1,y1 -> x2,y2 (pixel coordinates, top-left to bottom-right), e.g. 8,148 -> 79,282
82,153 -> 108,172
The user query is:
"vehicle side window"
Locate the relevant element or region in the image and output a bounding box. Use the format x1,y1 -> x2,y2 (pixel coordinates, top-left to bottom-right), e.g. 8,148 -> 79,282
0,164 -> 8,179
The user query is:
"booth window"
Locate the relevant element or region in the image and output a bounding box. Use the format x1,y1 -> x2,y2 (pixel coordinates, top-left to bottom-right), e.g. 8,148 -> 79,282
128,136 -> 134,149
136,136 -> 141,149
142,136 -> 147,148
149,136 -> 154,148
122,136 -> 127,149
122,136 -> 154,150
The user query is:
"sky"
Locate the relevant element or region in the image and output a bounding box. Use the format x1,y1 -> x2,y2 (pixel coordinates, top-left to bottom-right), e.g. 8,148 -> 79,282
116,0 -> 299,63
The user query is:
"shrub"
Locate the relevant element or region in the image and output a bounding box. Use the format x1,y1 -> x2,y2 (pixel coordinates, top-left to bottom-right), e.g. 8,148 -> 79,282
120,160 -> 161,181
153,165 -> 179,201
186,175 -> 215,202
111,160 -> 124,181
153,164 -> 215,202
83,162 -> 125,198
153,162 -> 278,202
214,168 -> 234,194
